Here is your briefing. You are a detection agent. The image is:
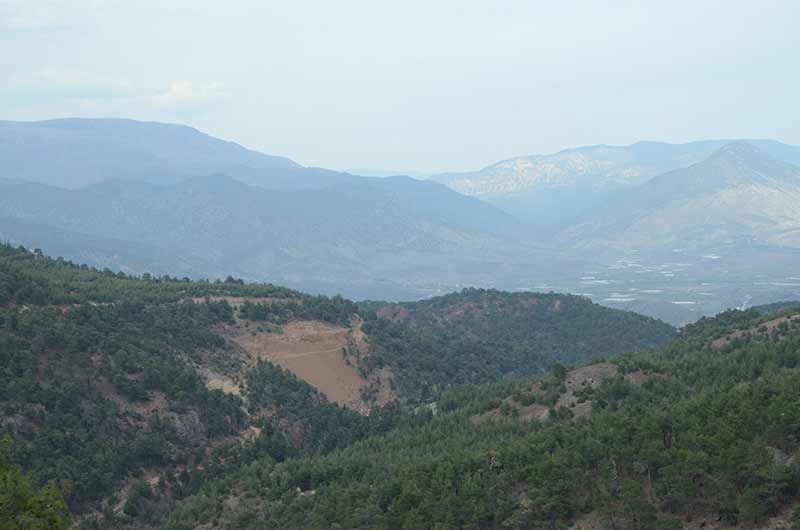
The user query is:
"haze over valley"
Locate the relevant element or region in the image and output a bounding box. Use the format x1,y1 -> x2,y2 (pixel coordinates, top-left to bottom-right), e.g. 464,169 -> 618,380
2,119 -> 799,324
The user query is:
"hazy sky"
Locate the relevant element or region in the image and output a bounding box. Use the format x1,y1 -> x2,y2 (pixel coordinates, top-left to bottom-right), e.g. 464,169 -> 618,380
2,0 -> 798,172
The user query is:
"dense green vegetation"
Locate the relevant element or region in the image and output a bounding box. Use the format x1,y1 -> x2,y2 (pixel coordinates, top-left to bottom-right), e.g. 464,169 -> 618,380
7,243 -> 779,530
162,306 -> 800,530
0,246 -> 292,306
0,436 -> 71,530
1,297 -> 242,502
238,296 -> 357,326
0,244 -> 359,325
0,245 -> 377,528
362,289 -> 675,399
242,361 -> 406,456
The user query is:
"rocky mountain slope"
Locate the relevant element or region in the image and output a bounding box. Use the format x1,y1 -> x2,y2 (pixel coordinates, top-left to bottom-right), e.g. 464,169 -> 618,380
561,143 -> 800,252
432,139 -> 800,230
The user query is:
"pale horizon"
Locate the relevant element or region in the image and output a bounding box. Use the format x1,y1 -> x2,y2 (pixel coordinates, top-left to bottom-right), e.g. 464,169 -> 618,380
2,0 -> 799,172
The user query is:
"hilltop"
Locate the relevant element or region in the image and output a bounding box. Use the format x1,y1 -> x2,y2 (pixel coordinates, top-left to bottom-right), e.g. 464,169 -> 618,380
0,118 -> 328,190
363,288 -> 674,399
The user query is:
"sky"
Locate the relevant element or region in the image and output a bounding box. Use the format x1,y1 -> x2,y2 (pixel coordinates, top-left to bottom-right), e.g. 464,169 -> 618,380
2,0 -> 799,173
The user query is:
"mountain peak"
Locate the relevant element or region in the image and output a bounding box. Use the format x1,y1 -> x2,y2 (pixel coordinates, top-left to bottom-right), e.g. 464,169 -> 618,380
709,141 -> 764,161
0,118 -> 301,189
698,141 -> 800,182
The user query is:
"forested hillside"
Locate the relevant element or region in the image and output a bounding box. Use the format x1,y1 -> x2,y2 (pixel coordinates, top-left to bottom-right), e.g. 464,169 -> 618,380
363,289 -> 675,399
0,245 -> 674,529
163,305 -> 800,530
0,244 -> 384,529
4,244 -> 800,529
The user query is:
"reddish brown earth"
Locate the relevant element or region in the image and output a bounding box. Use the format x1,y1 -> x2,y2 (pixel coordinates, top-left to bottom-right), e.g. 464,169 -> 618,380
223,318 -> 393,412
376,305 -> 410,323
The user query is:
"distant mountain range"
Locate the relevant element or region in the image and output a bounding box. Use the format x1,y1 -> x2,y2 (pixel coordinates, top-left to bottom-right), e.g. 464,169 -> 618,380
1,117 -> 799,323
432,139 -> 800,231
0,118 -> 356,190
0,173 -> 556,298
0,119 -> 566,300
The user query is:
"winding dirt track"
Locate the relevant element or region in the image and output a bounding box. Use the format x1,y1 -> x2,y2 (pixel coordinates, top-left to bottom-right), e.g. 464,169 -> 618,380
268,347 -> 344,360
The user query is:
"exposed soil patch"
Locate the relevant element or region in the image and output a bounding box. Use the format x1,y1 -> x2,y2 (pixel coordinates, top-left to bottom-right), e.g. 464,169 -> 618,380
199,367 -> 242,396
516,402 -> 550,421
442,301 -> 485,321
376,305 -> 410,324
225,319 -> 393,412
623,369 -> 653,386
555,362 -> 619,418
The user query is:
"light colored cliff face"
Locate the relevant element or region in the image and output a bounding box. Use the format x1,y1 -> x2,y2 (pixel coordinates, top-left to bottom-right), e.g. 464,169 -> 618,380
436,153 -> 645,196
432,139 -> 800,200
431,140 -> 800,238
434,152 -> 641,197
432,143 -> 711,197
